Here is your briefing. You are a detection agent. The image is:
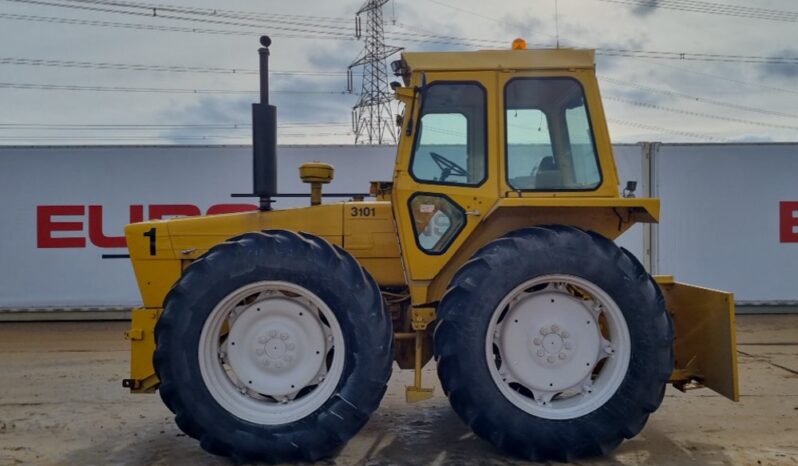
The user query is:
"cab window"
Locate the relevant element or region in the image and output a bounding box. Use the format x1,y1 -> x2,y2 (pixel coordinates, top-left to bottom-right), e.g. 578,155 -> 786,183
505,78 -> 601,190
411,82 -> 487,186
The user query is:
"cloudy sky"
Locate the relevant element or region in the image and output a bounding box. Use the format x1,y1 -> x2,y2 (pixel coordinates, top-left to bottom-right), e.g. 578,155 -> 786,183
1,0 -> 796,145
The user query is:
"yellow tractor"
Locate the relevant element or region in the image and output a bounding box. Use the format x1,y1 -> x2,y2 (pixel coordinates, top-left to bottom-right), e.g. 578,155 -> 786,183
123,36 -> 738,462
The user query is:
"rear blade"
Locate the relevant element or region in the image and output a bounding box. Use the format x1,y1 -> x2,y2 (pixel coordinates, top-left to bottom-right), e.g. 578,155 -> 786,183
655,275 -> 740,401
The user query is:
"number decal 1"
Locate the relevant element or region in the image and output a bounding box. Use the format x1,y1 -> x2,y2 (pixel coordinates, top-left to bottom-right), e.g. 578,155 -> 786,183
143,227 -> 157,256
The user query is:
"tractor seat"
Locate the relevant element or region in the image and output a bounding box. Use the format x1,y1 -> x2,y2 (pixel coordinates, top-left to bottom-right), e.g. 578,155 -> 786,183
535,156 -> 561,189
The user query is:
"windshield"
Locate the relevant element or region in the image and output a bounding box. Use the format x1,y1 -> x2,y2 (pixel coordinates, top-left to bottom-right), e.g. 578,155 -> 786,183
505,78 -> 601,191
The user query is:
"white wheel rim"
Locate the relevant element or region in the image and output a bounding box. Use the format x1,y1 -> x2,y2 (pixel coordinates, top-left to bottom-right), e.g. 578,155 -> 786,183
485,274 -> 631,420
198,281 -> 345,425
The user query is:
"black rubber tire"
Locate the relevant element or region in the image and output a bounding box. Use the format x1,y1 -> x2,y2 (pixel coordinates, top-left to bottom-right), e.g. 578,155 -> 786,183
434,225 -> 673,461
153,230 -> 393,463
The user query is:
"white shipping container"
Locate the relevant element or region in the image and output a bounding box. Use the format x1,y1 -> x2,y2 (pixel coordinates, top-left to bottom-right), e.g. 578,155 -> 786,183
655,143 -> 798,304
0,145 -> 395,311
0,143 -> 795,315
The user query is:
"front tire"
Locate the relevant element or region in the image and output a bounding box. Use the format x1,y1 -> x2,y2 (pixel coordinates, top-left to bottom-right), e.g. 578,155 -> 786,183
154,230 -> 393,463
434,226 -> 673,461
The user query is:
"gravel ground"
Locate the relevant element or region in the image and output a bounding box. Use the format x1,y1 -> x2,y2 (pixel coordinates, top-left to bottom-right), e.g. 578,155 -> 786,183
0,314 -> 797,466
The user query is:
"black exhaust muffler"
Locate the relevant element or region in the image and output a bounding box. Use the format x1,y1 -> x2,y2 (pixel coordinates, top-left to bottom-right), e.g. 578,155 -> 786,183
252,35 -> 277,210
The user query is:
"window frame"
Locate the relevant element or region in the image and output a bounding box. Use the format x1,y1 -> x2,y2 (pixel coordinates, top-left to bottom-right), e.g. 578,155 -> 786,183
407,191 -> 467,256
503,76 -> 604,192
409,80 -> 489,188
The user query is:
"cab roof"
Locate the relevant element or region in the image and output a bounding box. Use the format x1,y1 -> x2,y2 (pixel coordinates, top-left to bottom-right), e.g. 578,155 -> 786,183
402,48 -> 595,73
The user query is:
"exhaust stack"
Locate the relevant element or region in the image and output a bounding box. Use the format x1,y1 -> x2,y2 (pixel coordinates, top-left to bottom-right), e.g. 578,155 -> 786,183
252,35 -> 277,210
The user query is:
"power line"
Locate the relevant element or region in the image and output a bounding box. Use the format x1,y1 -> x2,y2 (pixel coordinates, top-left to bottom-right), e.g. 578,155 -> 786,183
594,0 -> 798,23
3,0 -> 796,139
0,57 -> 261,74
0,122 -> 351,129
419,0 -> 798,66
601,76 -> 798,119
0,12 -> 328,39
617,57 -> 798,98
0,11 -> 504,49
0,57 -> 349,76
2,8 -> 797,65
597,49 -> 798,65
0,136 -> 254,140
51,0 -> 509,47
3,0 -> 357,38
0,82 -> 355,95
59,0 -> 352,23
6,0 -> 354,32
55,0 -> 516,49
0,132 -> 353,141
35,0 -> 798,57
608,118 -> 729,142
1,0 -> 507,48
606,96 -> 798,132
5,55 -> 795,109
418,0 -> 798,105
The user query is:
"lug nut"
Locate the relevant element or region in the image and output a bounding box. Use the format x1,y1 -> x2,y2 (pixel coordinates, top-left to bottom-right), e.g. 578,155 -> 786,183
551,324 -> 560,333
540,327 -> 549,335
565,342 -> 574,350
561,331 -> 570,338
533,337 -> 542,346
547,356 -> 555,364
279,332 -> 288,340
537,349 -> 545,357
258,336 -> 267,344
270,330 -> 278,337
558,353 -> 567,360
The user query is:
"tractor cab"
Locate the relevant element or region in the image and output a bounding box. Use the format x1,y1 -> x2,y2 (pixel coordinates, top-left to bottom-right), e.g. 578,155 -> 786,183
392,47 -> 620,199
406,67 -> 602,192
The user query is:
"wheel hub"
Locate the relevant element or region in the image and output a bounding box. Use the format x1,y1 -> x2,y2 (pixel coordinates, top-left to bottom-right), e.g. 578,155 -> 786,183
258,329 -> 295,363
532,325 -> 574,364
486,275 -> 631,419
499,290 -> 601,393
226,296 -> 328,397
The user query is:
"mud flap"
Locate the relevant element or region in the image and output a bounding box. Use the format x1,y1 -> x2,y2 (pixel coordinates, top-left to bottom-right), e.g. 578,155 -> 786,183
655,275 -> 740,401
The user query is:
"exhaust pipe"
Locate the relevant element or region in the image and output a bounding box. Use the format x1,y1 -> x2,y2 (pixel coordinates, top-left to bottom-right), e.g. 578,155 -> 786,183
252,35 -> 277,210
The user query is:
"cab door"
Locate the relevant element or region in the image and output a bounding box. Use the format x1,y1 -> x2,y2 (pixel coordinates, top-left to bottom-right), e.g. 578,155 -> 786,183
392,71 -> 500,305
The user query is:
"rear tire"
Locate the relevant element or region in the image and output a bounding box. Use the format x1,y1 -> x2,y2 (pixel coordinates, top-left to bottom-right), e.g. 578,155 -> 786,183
434,225 -> 673,461
154,230 -> 392,463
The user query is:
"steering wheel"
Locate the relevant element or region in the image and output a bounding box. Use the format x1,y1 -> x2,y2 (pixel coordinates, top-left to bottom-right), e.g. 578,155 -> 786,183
429,151 -> 469,182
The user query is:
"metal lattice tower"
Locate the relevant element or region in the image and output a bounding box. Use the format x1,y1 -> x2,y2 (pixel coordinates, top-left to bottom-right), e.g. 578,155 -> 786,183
348,0 -> 402,145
